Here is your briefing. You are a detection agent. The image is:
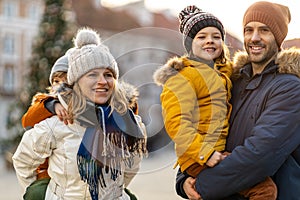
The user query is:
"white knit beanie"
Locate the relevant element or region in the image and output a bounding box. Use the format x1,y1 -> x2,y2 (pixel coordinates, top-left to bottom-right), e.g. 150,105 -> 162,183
67,27 -> 119,85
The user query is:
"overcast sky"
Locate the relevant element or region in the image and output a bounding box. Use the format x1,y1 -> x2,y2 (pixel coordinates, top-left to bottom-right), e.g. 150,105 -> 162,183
102,0 -> 299,41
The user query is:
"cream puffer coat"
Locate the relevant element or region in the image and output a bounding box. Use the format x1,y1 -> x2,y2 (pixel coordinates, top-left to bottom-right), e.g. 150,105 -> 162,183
13,115 -> 143,200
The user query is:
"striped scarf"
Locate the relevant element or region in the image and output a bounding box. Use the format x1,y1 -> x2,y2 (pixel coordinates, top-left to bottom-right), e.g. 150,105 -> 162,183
76,104 -> 146,200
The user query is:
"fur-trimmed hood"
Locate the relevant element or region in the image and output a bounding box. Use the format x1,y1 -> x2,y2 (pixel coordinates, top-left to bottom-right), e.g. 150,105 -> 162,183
153,57 -> 185,86
118,81 -> 139,111
153,56 -> 232,86
233,47 -> 300,77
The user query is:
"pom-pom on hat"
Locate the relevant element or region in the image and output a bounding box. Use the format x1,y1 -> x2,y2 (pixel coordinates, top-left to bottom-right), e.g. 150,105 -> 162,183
243,1 -> 291,48
67,27 -> 119,85
179,5 -> 225,53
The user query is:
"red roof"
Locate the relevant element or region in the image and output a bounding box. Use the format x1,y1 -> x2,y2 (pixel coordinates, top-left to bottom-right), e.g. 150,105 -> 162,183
72,0 -> 140,31
283,38 -> 300,49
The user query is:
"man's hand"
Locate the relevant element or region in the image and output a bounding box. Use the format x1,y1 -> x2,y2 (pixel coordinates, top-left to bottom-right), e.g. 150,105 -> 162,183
54,103 -> 73,125
183,177 -> 202,200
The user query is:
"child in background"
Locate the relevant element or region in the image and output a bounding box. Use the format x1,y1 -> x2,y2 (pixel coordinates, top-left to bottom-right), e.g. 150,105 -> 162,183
22,54 -> 70,131
21,53 -> 70,200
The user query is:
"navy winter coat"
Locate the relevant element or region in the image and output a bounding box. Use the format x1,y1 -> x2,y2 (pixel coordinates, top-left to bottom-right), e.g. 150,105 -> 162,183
176,49 -> 300,200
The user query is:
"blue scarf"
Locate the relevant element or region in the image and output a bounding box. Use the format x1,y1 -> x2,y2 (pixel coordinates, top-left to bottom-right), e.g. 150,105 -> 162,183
76,105 -> 146,200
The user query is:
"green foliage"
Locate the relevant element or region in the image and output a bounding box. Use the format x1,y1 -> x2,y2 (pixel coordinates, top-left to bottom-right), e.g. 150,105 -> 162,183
27,0 -> 75,100
6,0 -> 77,146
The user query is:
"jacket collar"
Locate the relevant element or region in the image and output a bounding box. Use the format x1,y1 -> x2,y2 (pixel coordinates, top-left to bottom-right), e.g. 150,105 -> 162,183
233,48 -> 300,79
240,60 -> 276,78
153,56 -> 229,86
240,61 -> 277,90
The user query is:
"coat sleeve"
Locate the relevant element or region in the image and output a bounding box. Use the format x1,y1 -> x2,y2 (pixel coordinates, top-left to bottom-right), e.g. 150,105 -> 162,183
273,154 -> 300,200
123,154 -> 142,187
123,114 -> 146,187
161,69 -> 215,170
12,118 -> 57,190
175,168 -> 190,199
195,78 -> 300,199
21,93 -> 55,130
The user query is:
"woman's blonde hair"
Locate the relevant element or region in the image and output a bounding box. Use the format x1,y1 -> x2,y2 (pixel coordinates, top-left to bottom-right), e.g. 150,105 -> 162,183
67,79 -> 128,119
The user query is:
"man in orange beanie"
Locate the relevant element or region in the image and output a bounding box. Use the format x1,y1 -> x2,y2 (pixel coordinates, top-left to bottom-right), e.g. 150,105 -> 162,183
176,1 -> 300,200
243,1 -> 290,49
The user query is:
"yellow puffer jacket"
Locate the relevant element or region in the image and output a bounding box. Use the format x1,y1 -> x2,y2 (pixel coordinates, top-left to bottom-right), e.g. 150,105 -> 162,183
153,56 -> 232,171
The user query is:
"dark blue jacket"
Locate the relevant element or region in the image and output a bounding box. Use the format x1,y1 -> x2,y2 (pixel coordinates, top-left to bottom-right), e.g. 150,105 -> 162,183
176,50 -> 300,200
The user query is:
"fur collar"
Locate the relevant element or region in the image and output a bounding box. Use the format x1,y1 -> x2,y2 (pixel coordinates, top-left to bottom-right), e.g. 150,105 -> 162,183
154,48 -> 300,86
119,81 -> 139,112
233,47 -> 300,77
153,56 -> 188,86
153,56 -> 230,85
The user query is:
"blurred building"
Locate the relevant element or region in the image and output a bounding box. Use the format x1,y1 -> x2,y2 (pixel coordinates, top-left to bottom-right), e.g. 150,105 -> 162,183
0,0 -> 243,152
0,0 -> 44,140
283,38 -> 300,49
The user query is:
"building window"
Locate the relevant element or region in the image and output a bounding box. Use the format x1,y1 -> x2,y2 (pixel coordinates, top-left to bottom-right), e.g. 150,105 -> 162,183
3,2 -> 16,18
27,5 -> 39,20
3,35 -> 15,55
93,0 -> 101,8
3,66 -> 15,93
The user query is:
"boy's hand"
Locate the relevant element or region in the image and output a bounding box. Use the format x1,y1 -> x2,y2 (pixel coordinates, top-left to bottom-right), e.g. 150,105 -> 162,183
206,151 -> 227,167
183,177 -> 202,200
54,103 -> 73,125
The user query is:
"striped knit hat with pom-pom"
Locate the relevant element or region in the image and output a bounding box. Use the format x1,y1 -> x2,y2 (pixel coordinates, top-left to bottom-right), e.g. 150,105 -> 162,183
67,27 -> 119,85
179,5 -> 225,53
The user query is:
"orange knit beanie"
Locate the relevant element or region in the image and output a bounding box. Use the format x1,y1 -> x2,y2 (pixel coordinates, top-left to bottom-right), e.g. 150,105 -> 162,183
243,1 -> 291,47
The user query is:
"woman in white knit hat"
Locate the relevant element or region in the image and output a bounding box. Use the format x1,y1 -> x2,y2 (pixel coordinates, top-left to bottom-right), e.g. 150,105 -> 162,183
13,27 -> 147,200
